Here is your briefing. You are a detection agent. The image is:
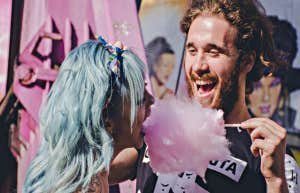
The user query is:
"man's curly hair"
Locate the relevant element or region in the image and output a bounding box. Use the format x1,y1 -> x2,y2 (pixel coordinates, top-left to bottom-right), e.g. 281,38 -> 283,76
180,0 -> 280,94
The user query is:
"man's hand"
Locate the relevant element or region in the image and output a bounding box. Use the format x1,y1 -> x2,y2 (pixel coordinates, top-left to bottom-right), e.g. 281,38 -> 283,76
241,118 -> 289,193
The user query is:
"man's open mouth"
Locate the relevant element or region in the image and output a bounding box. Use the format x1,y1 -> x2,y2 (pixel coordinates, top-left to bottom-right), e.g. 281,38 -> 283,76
195,80 -> 217,94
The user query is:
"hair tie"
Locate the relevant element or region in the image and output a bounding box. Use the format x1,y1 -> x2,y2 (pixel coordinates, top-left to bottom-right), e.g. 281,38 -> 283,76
97,36 -> 123,78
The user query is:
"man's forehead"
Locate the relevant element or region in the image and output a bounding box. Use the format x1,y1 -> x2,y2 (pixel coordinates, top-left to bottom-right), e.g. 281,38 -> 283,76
187,15 -> 237,47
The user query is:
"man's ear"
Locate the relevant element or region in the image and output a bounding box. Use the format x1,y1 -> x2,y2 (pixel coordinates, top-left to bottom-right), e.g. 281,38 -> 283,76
241,51 -> 256,74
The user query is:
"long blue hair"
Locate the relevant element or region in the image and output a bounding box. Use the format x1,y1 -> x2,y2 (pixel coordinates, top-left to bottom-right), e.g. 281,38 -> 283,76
23,40 -> 145,193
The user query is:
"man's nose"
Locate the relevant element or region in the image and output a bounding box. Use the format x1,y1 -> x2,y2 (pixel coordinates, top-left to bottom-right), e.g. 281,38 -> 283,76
192,54 -> 209,75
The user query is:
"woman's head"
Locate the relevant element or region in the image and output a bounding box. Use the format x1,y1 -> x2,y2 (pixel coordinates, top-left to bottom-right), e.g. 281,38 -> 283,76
248,16 -> 297,119
107,86 -> 153,150
24,39 -> 152,193
248,73 -> 282,118
146,37 -> 175,84
43,38 -> 147,150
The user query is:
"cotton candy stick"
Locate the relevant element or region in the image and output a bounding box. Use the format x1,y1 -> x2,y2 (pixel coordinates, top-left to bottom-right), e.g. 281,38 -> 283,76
224,124 -> 242,132
224,123 -> 241,128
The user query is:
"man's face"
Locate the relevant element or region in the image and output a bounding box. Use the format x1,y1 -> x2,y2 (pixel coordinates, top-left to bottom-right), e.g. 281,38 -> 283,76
184,15 -> 241,114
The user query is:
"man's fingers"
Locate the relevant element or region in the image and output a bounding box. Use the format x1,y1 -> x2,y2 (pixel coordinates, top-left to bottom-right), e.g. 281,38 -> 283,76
250,139 -> 265,157
241,118 -> 286,137
113,41 -> 124,49
250,127 -> 273,141
251,138 -> 276,157
241,118 -> 269,129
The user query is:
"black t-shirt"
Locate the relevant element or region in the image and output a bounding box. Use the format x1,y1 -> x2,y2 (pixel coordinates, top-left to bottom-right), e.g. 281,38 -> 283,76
136,128 -> 266,193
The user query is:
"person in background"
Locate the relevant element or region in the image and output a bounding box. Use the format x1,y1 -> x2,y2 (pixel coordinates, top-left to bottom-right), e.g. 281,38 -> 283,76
146,37 -> 176,99
248,15 -> 300,129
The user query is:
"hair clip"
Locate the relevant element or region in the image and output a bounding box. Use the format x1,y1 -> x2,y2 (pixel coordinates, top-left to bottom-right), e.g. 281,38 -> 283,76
97,36 -> 124,78
109,57 -> 121,77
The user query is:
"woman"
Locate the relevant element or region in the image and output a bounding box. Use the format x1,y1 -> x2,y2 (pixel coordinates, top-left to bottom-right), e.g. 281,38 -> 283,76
247,70 -> 299,130
248,16 -> 299,129
248,72 -> 282,119
146,37 -> 176,99
23,37 -> 153,193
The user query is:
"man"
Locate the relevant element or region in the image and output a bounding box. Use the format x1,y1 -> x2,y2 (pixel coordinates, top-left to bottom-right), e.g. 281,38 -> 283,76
110,0 -> 300,192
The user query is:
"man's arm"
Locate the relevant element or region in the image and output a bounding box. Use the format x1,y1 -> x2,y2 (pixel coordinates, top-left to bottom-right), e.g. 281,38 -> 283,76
241,118 -> 289,193
108,147 -> 139,185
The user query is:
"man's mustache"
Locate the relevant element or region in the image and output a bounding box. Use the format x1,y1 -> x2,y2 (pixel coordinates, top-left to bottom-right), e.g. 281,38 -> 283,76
191,71 -> 218,82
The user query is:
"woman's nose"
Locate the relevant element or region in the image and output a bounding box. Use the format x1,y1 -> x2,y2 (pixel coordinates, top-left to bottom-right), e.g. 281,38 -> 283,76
262,87 -> 270,102
145,89 -> 155,106
148,92 -> 155,106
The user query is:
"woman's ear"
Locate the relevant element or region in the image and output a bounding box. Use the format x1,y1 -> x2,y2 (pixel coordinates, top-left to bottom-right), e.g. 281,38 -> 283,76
106,122 -> 113,136
104,118 -> 112,129
104,116 -> 114,136
241,51 -> 256,74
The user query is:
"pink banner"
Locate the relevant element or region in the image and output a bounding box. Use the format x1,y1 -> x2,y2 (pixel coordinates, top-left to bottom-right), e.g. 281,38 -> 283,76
0,0 -> 12,101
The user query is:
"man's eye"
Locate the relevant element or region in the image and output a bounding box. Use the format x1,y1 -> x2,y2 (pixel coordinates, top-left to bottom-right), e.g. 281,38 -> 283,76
208,49 -> 220,57
188,49 -> 197,55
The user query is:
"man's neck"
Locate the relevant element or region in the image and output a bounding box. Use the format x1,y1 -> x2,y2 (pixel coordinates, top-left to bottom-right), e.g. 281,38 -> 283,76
225,102 -> 251,124
225,84 -> 251,124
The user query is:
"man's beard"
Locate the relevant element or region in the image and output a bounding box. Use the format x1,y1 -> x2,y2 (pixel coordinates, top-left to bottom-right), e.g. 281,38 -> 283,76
186,64 -> 240,117
218,65 -> 240,117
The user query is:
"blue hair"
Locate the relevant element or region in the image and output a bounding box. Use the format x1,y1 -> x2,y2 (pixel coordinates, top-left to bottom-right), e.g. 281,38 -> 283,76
23,40 -> 145,193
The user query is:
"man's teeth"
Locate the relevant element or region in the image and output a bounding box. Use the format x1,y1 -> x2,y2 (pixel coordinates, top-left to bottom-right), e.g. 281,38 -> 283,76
195,80 -> 214,86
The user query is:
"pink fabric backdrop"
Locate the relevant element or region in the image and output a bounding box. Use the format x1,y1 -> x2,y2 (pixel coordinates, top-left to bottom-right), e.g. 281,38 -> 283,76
0,0 -> 12,101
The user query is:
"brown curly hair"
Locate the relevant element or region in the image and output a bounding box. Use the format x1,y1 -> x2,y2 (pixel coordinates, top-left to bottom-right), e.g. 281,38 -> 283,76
180,0 -> 279,94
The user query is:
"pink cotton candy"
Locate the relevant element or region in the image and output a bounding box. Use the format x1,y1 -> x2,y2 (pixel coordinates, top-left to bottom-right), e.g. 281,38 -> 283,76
143,97 -> 230,178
